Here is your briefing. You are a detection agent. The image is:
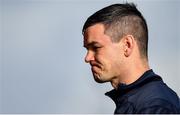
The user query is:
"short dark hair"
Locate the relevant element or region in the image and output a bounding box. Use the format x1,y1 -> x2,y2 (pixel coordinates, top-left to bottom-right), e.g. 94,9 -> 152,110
82,3 -> 148,59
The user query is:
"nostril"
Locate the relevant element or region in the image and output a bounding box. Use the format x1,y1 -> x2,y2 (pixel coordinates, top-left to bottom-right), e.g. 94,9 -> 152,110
84,50 -> 95,63
85,51 -> 93,63
85,55 -> 90,63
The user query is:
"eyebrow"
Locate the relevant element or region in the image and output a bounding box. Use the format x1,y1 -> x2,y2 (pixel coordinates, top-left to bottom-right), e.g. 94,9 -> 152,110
83,41 -> 100,48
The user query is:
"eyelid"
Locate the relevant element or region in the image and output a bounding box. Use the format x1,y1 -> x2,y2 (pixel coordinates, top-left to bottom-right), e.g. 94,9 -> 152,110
93,45 -> 102,51
84,42 -> 102,50
84,45 -> 101,51
93,43 -> 101,47
93,46 -> 101,48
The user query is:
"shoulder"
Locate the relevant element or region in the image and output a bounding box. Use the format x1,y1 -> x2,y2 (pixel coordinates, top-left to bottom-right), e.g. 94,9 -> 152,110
135,98 -> 180,113
129,80 -> 180,113
139,80 -> 179,102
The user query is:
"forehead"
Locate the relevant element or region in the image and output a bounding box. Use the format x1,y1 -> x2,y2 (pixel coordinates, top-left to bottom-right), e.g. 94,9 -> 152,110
83,24 -> 111,45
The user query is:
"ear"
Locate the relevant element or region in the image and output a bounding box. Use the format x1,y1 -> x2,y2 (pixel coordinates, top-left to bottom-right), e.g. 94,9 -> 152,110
122,35 -> 135,57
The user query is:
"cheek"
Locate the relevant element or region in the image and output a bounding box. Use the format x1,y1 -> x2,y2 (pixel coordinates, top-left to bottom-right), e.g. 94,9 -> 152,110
105,49 -> 122,67
95,52 -> 112,68
94,53 -> 104,64
95,47 -> 120,65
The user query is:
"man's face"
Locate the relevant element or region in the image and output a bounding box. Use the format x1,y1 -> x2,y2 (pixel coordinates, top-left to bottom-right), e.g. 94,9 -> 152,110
83,24 -> 125,83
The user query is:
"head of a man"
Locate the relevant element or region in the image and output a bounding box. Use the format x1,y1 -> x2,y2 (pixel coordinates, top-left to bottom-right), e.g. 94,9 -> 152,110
82,3 -> 148,85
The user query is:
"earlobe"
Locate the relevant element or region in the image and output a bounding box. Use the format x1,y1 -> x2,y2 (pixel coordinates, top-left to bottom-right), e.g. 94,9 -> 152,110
123,35 -> 134,57
124,48 -> 129,57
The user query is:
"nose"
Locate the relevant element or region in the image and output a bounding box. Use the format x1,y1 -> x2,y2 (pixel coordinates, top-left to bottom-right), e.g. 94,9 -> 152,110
85,50 -> 95,63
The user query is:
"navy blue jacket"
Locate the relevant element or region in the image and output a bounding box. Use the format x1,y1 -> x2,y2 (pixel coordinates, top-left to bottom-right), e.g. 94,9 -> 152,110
105,70 -> 180,114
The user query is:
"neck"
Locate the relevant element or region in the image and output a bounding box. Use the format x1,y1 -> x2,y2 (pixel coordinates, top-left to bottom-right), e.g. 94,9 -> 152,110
111,58 -> 150,89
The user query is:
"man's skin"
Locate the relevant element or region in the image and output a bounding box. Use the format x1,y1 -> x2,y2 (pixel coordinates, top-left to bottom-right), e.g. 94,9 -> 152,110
83,23 -> 150,89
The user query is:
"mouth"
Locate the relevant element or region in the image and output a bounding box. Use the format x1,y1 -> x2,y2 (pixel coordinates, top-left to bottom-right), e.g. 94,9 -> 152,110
90,61 -> 103,76
90,61 -> 101,69
91,66 -> 99,72
91,69 -> 104,83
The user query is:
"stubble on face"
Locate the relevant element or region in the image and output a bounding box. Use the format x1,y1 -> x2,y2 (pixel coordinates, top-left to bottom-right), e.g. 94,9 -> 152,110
84,24 -> 124,84
92,63 -> 109,83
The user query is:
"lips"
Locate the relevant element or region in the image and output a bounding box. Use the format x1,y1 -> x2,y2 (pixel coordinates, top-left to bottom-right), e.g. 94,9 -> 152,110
90,61 -> 102,74
91,66 -> 98,71
91,66 -> 100,78
90,61 -> 101,68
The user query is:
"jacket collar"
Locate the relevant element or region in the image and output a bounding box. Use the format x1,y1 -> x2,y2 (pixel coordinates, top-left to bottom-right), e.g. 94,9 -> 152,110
105,69 -> 162,103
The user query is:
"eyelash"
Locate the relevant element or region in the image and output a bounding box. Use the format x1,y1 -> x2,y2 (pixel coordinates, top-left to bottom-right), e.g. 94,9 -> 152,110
93,46 -> 101,51
85,45 -> 102,51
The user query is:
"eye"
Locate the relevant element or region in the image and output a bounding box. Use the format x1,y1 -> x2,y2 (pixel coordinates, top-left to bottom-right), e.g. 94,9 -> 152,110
93,46 -> 101,51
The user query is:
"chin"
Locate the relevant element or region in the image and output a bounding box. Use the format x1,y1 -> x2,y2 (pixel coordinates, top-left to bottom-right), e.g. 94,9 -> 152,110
93,75 -> 107,83
95,79 -> 105,83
